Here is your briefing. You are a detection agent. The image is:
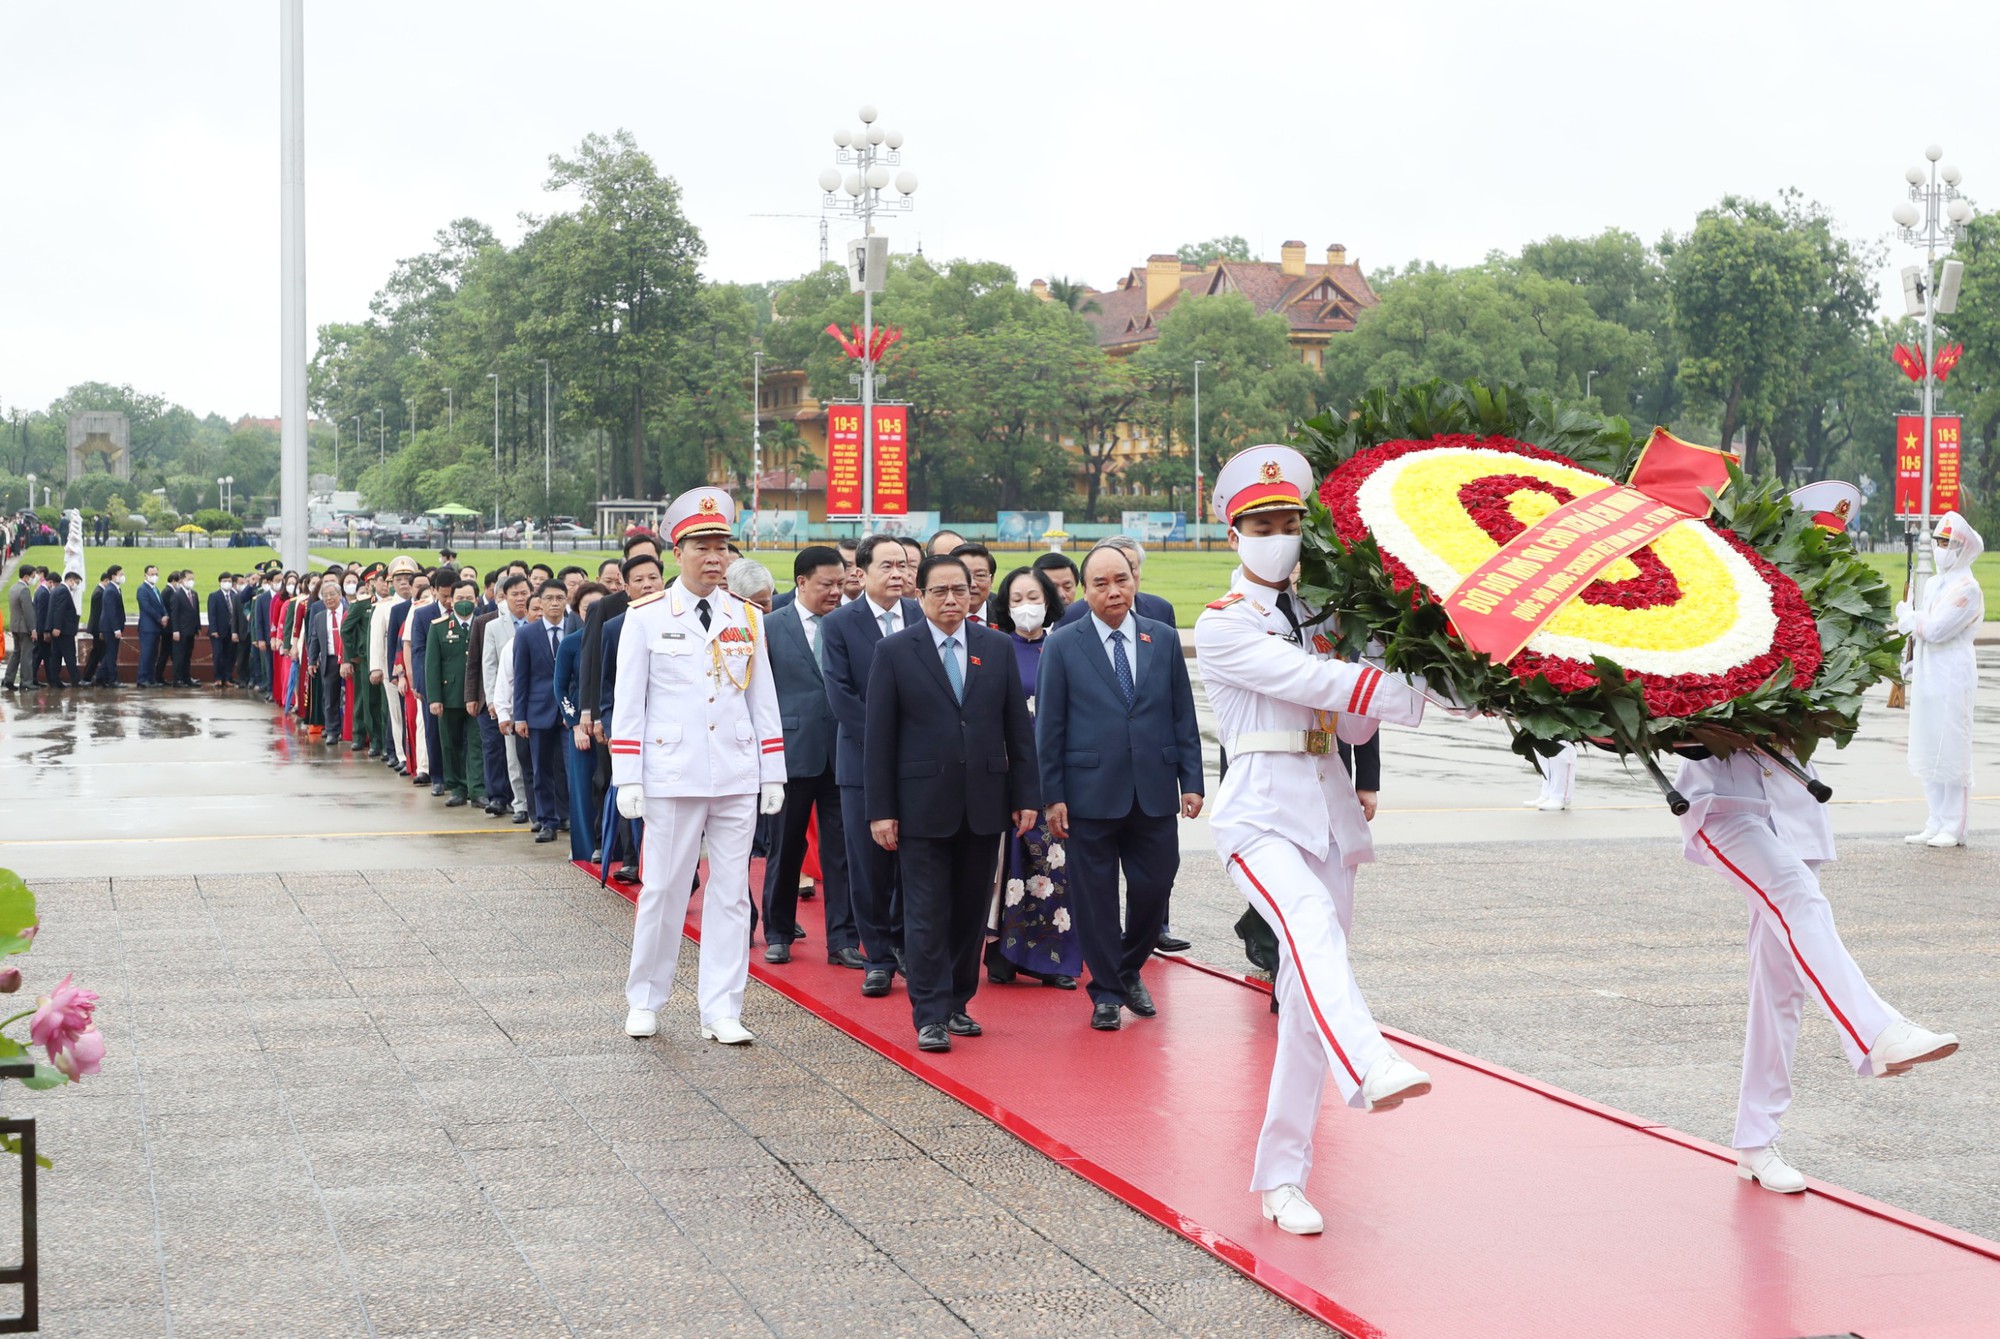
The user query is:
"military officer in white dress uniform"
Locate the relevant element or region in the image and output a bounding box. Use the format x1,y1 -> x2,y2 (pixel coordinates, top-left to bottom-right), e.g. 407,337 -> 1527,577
1679,481 -> 1958,1195
611,487 -> 787,1044
1195,444 -> 1440,1238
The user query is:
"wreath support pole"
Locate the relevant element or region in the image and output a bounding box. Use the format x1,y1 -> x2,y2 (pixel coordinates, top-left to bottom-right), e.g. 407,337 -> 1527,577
1751,745 -> 1834,803
1632,745 -> 1690,815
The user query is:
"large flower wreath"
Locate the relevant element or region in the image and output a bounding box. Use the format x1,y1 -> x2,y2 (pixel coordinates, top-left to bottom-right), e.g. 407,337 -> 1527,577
1294,380 -> 1902,769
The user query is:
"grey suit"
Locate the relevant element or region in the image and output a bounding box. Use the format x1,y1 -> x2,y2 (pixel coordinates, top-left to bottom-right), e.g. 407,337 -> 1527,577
4,579 -> 37,688
761,602 -> 854,952
482,615 -> 530,816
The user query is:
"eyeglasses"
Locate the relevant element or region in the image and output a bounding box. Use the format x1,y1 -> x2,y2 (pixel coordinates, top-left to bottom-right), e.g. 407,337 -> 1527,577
923,584 -> 971,599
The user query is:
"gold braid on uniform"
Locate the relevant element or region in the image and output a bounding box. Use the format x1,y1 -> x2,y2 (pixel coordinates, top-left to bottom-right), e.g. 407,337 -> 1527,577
710,602 -> 759,692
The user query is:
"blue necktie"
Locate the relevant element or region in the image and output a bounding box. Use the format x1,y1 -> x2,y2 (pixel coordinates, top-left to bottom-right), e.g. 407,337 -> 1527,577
1110,629 -> 1135,708
941,636 -> 963,702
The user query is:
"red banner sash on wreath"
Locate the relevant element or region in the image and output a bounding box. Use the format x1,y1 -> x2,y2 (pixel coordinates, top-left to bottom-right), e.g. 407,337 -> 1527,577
1439,429 -> 1738,664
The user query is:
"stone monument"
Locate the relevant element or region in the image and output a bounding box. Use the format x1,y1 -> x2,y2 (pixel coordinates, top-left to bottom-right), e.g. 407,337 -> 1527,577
66,411 -> 131,482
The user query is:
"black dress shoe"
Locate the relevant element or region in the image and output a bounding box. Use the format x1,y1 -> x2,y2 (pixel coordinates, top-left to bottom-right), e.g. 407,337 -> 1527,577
916,1024 -> 951,1052
1122,975 -> 1157,1018
412,772 -> 430,785
764,942 -> 792,964
1091,1001 -> 1123,1031
861,968 -> 893,997
791,924 -> 806,940
444,794 -> 467,808
613,864 -> 640,885
1043,975 -> 1078,990
826,947 -> 867,970
534,827 -> 557,843
798,885 -> 816,900
1156,932 -> 1193,954
945,1012 -> 982,1037
431,783 -> 446,796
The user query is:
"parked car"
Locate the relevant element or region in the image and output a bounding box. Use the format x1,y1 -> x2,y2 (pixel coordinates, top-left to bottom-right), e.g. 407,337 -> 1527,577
543,523 -> 597,540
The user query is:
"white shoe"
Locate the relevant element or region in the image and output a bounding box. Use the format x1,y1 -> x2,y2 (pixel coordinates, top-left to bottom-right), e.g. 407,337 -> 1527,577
1905,828 -> 1941,844
1926,832 -> 1962,848
1259,1184 -> 1324,1235
624,1008 -> 658,1039
1360,1054 -> 1432,1111
700,1017 -> 755,1045
1868,1020 -> 1959,1077
1520,797 -> 1542,808
1536,798 -> 1569,811
1736,1145 -> 1807,1194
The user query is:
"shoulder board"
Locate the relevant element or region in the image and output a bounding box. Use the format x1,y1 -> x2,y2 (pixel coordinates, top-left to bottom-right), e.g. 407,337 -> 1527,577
629,590 -> 666,609
1205,592 -> 1247,611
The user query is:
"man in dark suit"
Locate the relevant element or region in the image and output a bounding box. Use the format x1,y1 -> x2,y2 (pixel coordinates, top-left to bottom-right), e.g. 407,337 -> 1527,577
302,574 -> 345,736
249,571 -> 276,697
409,567 -> 450,794
207,573 -> 238,686
167,572 -> 200,686
44,572 -> 83,687
761,546 -> 858,967
30,572 -> 59,686
511,580 -> 570,841
465,601 -> 506,813
865,553 -> 1040,1052
134,565 -> 166,687
821,534 -> 924,996
1037,544 -> 1204,1030
1054,538 -> 1177,628
91,567 -> 127,686
81,572 -> 111,684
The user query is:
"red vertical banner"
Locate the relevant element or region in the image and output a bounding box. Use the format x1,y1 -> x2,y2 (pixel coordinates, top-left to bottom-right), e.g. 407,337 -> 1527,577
1893,415 -> 1963,516
872,404 -> 909,515
826,403 -> 862,517
1932,416 -> 1962,514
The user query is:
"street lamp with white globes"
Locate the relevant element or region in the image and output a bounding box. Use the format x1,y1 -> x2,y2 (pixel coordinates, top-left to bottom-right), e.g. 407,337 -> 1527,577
819,103 -> 918,526
1891,143 -> 1973,597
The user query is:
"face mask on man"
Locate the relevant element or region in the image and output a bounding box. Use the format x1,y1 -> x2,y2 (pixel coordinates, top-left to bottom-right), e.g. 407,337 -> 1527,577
220,582 -> 234,593
1235,532 -> 1302,585
343,581 -> 358,597
1011,601 -> 1047,633
114,574 -> 126,587
453,600 -> 475,618
145,572 -> 159,586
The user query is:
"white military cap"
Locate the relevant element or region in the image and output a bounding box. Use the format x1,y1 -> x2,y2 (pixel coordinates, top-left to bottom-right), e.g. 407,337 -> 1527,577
1211,444 -> 1313,527
664,486 -> 736,544
1788,480 -> 1862,534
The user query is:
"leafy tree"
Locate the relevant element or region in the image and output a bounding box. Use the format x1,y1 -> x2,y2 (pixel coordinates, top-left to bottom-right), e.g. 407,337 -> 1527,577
1044,276 -> 1101,315
1177,236 -> 1254,266
1137,292 -> 1318,488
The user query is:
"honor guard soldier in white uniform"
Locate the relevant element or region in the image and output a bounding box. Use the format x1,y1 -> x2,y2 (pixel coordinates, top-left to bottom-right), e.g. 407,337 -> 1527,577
1678,481 -> 1957,1195
611,487 -> 787,1045
1196,444 -> 1440,1238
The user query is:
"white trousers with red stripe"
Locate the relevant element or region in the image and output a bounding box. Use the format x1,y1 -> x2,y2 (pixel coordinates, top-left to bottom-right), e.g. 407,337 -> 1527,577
1692,814 -> 1900,1149
627,793 -> 755,1025
1226,832 -> 1393,1192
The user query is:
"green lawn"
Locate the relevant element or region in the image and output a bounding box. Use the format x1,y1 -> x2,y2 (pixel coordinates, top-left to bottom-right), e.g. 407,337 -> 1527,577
1857,551 -> 2000,609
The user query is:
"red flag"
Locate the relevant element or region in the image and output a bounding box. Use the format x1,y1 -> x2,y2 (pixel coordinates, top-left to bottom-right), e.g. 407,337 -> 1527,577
824,323 -> 864,359
1892,343 -> 1927,383
1935,343 -> 1964,382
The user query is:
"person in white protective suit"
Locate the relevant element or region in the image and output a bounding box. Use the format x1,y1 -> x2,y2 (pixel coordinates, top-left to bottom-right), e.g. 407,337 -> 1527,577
1897,510 -> 1984,847
1195,444 -> 1441,1238
1679,481 -> 1958,1195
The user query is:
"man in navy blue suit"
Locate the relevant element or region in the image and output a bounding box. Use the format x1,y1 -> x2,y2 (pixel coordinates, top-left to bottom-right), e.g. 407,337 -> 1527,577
1054,536 -> 1176,628
1038,545 -> 1204,1029
512,580 -> 571,841
865,553 -> 1040,1052
820,534 -> 923,997
135,565 -> 167,687
206,574 -> 239,686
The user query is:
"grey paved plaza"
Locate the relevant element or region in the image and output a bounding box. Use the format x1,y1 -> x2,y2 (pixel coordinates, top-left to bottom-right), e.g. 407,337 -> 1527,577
0,651 -> 1995,1336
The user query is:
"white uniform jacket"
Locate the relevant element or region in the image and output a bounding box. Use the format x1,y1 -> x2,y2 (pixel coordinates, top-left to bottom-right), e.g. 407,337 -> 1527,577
609,580 -> 787,799
368,596 -> 402,676
1673,749 -> 1834,864
1196,569 -> 1425,868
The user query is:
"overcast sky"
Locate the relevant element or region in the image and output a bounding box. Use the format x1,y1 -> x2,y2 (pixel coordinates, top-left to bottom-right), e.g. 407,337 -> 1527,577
3,0 -> 1996,421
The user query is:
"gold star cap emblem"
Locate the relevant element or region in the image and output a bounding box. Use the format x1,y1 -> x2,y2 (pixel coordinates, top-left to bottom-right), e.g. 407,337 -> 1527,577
1260,460 -> 1284,483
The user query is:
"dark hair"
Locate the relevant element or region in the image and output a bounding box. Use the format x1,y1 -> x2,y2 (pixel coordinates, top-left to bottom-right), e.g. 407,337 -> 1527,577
726,542 -> 743,558
915,554 -> 968,594
529,563 -> 554,580
506,560 -> 530,574
532,579 -> 565,600
927,528 -> 966,552
438,548 -> 457,561
1032,552 -> 1079,579
453,579 -> 479,598
484,569 -> 503,587
499,573 -> 531,594
792,545 -> 843,583
432,565 -> 457,588
622,529 -> 663,556
555,565 -> 587,582
104,564 -> 123,579
64,571 -> 82,582
596,558 -> 622,577
855,534 -> 905,571
948,542 -> 994,578
835,539 -> 857,556
1079,543 -> 1137,584
570,580 -> 609,614
989,566 -> 1062,634
621,552 -> 664,581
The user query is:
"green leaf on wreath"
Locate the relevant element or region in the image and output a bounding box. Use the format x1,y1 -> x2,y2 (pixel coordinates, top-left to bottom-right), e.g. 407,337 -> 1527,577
0,870 -> 37,956
19,1064 -> 68,1090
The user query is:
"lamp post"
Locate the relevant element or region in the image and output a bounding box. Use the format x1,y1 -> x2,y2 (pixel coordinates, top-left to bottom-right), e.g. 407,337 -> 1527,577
333,419 -> 340,482
488,373 -> 501,531
377,407 -> 385,466
445,387 -> 453,432
25,474 -> 34,513
538,358 -> 552,549
819,103 -> 918,529
1891,144 -> 1973,599
751,349 -> 763,528
1192,359 -> 1204,550
351,415 -> 361,483
1585,369 -> 1600,400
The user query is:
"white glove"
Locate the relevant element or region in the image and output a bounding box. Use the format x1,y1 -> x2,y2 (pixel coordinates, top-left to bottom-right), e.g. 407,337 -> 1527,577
1894,601 -> 1917,635
759,783 -> 786,816
616,786 -> 644,820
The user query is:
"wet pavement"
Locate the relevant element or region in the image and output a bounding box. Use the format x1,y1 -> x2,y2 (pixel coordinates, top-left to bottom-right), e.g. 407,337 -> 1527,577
0,636 -> 1996,1336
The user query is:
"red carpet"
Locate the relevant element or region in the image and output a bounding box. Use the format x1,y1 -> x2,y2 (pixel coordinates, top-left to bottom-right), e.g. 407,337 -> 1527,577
580,859 -> 2000,1337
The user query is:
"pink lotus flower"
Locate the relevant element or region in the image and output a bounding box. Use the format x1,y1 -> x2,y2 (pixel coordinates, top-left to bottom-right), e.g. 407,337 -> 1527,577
49,1026 -> 105,1082
29,974 -> 100,1059
0,967 -> 20,994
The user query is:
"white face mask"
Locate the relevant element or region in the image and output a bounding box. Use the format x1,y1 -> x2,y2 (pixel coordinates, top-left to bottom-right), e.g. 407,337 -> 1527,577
343,581 -> 358,597
286,582 -> 298,594
1010,600 -> 1047,633
114,575 -> 125,586
221,582 -> 234,593
145,573 -> 159,585
1236,532 -> 1302,585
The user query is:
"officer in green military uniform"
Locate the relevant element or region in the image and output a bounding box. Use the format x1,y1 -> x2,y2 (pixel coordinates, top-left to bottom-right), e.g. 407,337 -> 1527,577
341,562 -> 383,753
425,576 -> 481,806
